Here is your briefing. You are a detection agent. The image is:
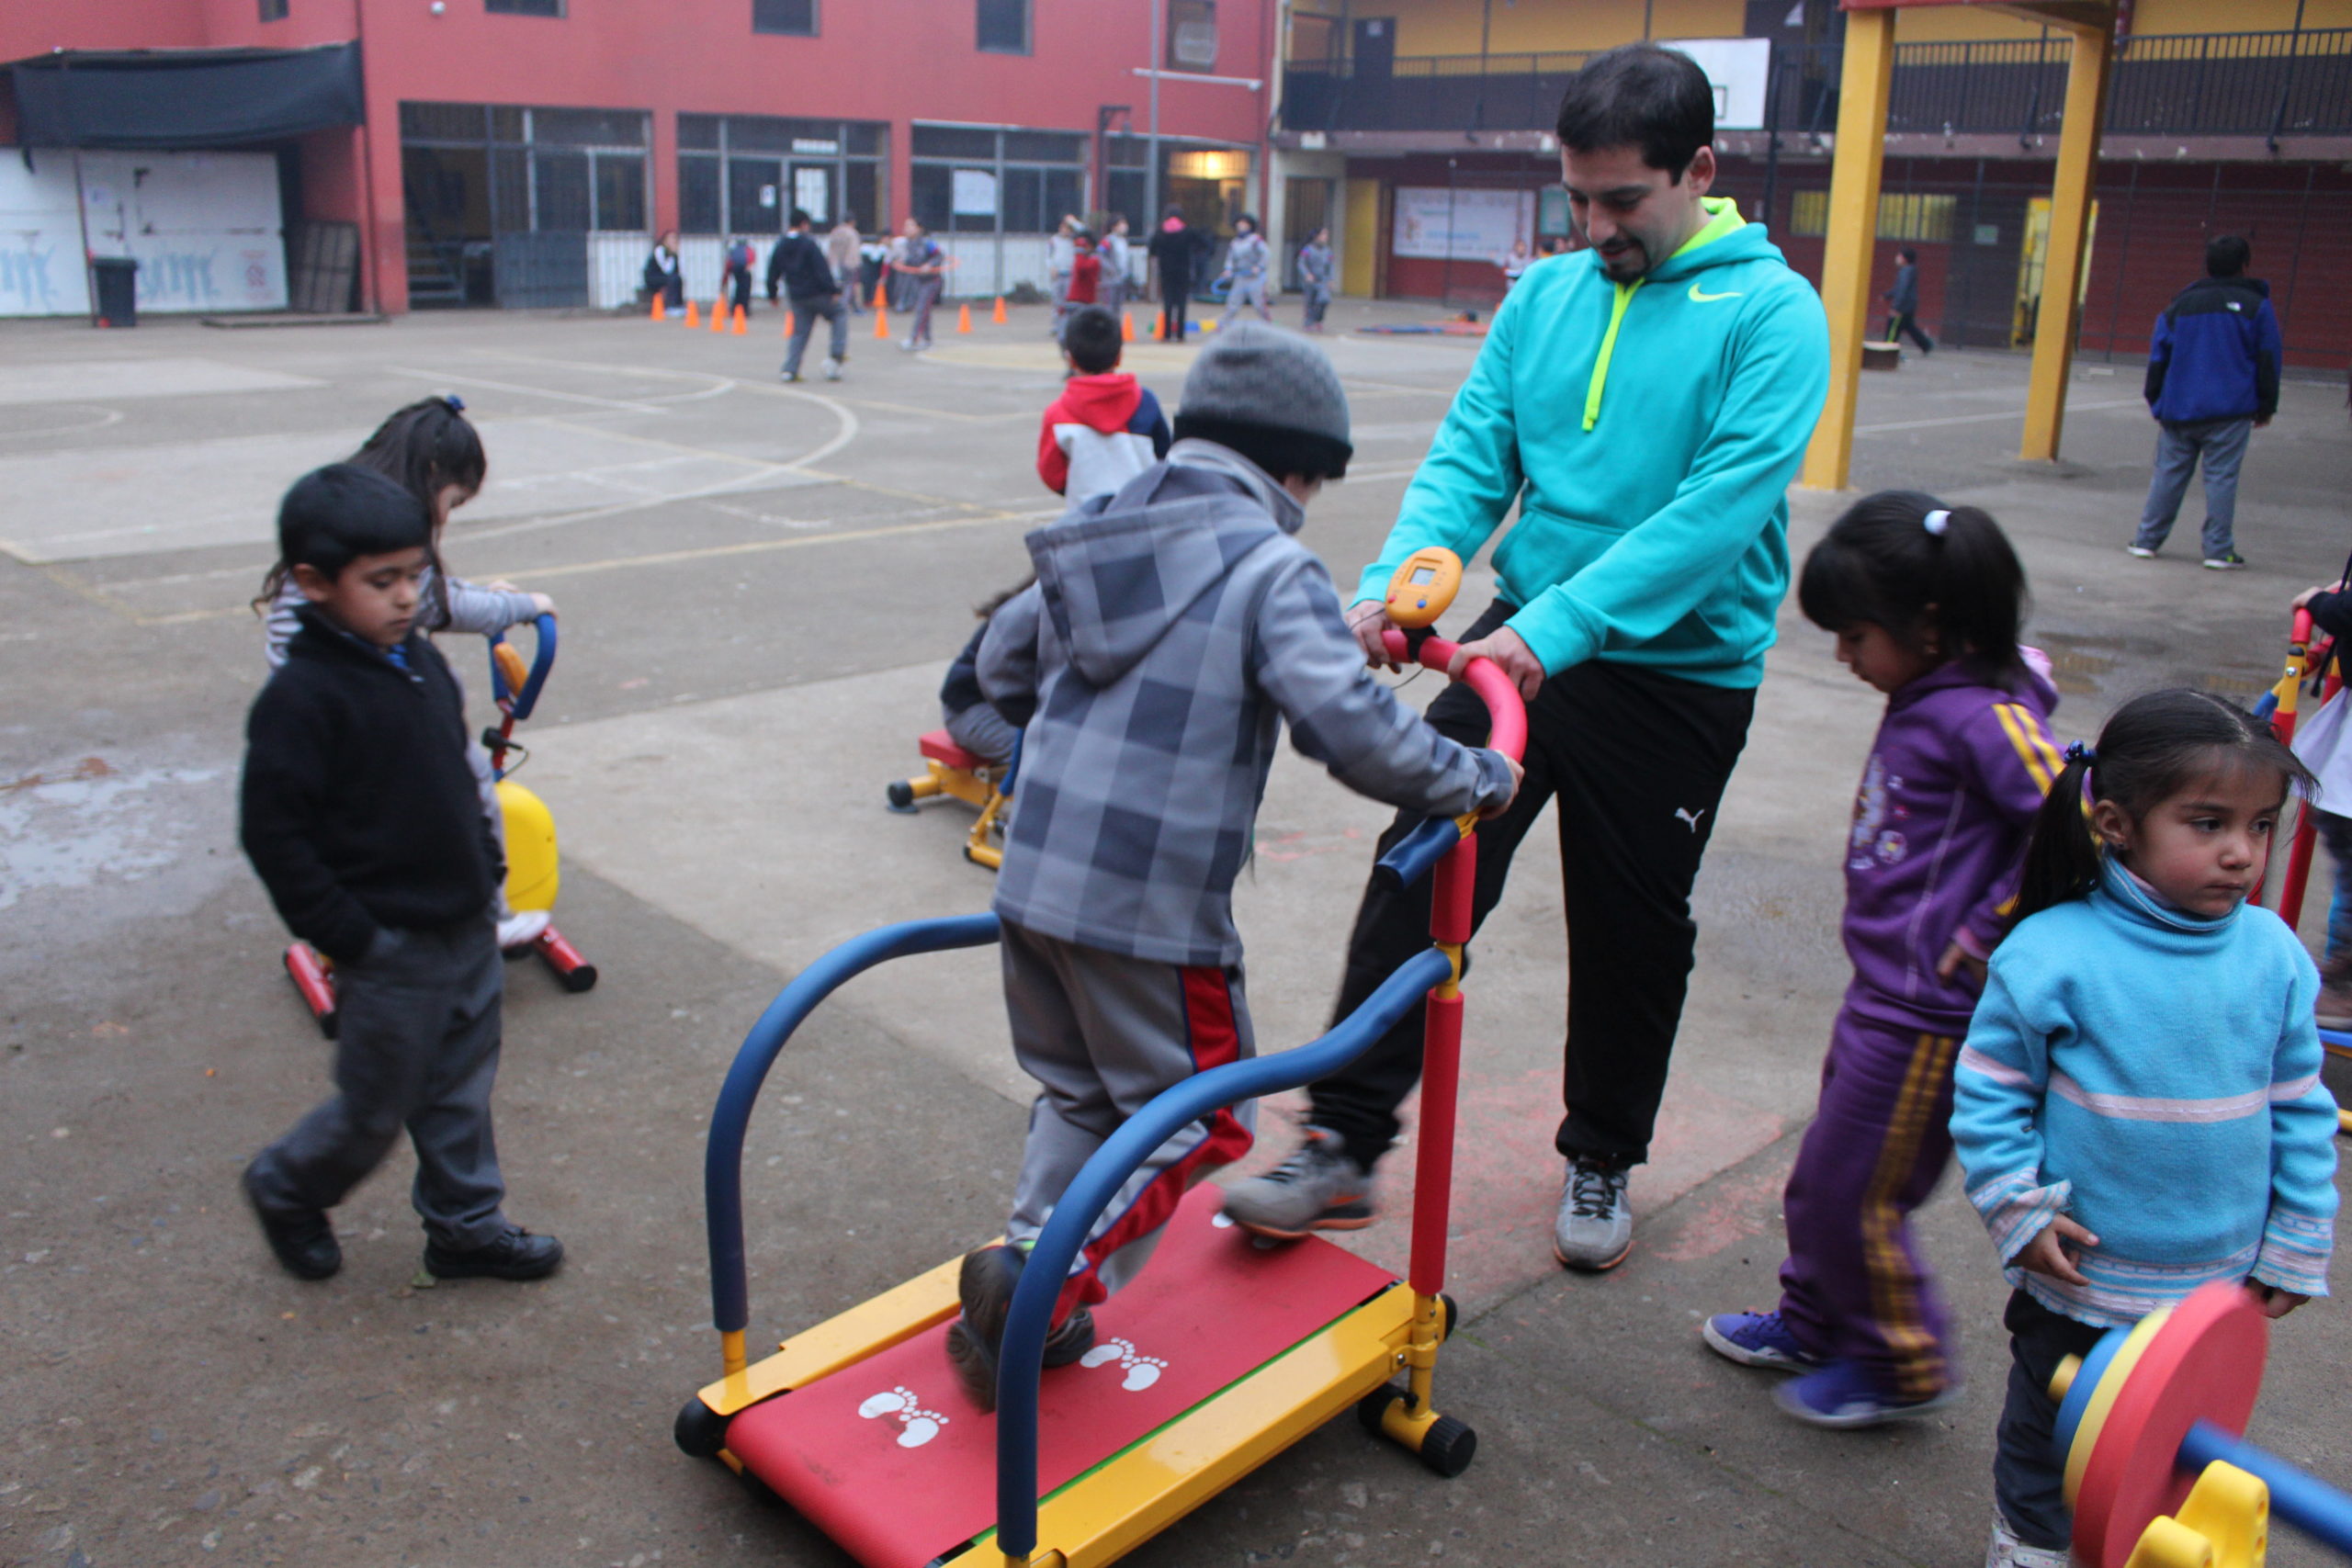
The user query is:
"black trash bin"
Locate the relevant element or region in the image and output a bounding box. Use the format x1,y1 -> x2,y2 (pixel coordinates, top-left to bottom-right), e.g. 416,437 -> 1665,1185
89,256 -> 139,328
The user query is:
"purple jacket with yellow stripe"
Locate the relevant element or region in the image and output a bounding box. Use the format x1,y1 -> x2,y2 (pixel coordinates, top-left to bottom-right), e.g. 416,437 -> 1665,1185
1840,657 -> 2061,1034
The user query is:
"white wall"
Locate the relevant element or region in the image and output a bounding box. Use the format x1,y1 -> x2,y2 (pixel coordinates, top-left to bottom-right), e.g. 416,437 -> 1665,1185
0,149 -> 290,317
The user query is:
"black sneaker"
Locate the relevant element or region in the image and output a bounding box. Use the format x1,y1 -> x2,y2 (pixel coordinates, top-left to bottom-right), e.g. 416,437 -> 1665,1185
943,1244 -> 1095,1413
423,1226 -> 564,1281
243,1163 -> 340,1281
2203,550 -> 2249,571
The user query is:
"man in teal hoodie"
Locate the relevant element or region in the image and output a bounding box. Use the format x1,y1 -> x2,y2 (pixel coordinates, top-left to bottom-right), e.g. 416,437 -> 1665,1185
1224,44 -> 1830,1271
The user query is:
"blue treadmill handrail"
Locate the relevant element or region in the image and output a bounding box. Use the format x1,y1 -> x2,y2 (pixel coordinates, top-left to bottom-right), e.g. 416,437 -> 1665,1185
993,942 -> 1458,1558
704,911 -> 1003,1337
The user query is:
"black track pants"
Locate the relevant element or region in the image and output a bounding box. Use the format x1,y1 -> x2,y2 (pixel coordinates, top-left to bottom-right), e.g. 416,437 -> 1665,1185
1309,598 -> 1757,1173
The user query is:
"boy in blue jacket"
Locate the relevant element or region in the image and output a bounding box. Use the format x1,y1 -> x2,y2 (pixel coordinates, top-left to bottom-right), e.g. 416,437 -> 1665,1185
2128,234 -> 2282,570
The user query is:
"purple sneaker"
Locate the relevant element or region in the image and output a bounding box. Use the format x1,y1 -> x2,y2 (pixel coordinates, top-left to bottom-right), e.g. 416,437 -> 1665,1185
1772,1359 -> 1959,1429
1702,1310 -> 1821,1372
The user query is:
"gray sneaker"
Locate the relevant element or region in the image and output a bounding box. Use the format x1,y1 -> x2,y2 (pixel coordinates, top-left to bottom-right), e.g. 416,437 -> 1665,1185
1218,1128 -> 1374,1238
1553,1157 -> 1633,1271
820,355 -> 842,381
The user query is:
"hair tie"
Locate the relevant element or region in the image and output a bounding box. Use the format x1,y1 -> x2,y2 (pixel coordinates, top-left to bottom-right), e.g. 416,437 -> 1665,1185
2064,740 -> 2096,766
441,393 -> 466,415
1922,509 -> 1951,536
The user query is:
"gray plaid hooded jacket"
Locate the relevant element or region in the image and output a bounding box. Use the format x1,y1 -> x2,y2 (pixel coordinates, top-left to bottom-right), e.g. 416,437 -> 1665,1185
978,440 -> 1514,967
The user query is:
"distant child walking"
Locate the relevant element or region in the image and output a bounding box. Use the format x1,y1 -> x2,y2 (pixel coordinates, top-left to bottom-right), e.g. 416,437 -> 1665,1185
1039,305 -> 1170,501
895,217 -> 951,353
1953,689 -> 2335,1568
1703,492 -> 2060,1427
1216,213 -> 1272,327
241,464 -> 563,1286
950,325 -> 1522,1409
1296,226 -> 1334,333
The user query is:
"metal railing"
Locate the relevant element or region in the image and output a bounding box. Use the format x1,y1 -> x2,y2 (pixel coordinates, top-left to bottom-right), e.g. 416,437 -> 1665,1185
1281,29 -> 2352,140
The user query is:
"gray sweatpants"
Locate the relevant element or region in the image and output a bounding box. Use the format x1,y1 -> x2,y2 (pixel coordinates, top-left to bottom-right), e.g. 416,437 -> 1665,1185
1001,920 -> 1256,1313
2132,415 -> 2253,559
249,912 -> 510,1248
1220,274 -> 1272,324
783,293 -> 849,378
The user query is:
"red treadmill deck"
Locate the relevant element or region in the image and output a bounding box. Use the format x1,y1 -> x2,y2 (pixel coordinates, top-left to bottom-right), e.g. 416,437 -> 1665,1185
727,1185 -> 1398,1567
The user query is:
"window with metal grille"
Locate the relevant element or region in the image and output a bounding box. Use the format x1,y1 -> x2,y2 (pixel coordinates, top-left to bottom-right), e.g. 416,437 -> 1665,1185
486,0 -> 563,14
977,0 -> 1029,54
1790,190 -> 1956,243
753,0 -> 816,34
1169,0 -> 1216,70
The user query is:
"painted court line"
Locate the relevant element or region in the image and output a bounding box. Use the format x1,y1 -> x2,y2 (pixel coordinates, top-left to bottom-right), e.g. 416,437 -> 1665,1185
1853,397 -> 2143,435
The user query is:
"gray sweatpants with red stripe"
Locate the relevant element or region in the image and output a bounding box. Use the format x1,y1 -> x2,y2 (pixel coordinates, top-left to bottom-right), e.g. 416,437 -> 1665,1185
1001,920 -> 1257,1316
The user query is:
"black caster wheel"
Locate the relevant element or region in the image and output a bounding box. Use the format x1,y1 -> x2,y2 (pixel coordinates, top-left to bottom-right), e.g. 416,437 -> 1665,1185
1418,1415 -> 1477,1478
1441,1292 -> 1460,1341
317,1008 -> 338,1042
673,1396 -> 730,1459
1355,1382 -> 1404,1438
885,781 -> 917,812
559,962 -> 599,994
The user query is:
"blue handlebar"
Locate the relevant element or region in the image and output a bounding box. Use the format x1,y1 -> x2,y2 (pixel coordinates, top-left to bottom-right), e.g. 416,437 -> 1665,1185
488,613 -> 559,721
993,943 -> 1457,1558
704,913 -> 1003,1335
1374,815 -> 1465,892
2179,1419 -> 2352,1554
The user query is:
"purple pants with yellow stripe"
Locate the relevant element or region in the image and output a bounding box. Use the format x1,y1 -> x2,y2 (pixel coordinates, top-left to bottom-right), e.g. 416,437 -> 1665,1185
1777,1005 -> 1962,1399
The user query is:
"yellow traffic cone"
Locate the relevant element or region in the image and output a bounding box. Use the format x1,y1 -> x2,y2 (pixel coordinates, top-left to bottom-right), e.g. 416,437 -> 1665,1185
956,301 -> 973,334
684,299 -> 700,327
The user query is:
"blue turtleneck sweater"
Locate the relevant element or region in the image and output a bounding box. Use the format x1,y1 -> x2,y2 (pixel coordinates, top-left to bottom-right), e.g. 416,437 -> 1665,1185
1952,858 -> 2336,1325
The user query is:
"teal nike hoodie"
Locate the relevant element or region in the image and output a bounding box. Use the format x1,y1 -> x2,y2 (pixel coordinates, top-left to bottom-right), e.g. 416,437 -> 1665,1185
1353,198 -> 1830,686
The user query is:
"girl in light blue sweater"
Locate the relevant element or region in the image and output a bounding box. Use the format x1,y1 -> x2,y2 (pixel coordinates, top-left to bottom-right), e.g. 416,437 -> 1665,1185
1952,688 -> 2337,1568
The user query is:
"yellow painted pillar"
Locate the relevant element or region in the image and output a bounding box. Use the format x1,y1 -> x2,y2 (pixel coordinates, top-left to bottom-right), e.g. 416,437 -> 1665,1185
2019,21 -> 2114,462
1799,6 -> 1895,491
1342,177 -> 1382,298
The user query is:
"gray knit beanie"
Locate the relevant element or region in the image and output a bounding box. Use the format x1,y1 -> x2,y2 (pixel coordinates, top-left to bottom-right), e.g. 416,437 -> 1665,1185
1172,322 -> 1353,480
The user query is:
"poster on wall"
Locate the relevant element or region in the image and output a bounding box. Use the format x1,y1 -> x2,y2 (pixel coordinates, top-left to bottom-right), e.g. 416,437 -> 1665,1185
951,169 -> 998,217
0,149 -> 287,316
1391,187 -> 1534,262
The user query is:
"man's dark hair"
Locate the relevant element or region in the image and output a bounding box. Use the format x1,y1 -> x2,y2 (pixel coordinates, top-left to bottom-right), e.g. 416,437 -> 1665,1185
789,208 -> 813,230
1898,246 -> 1918,264
275,464 -> 431,582
1555,43 -> 1714,177
2206,234 -> 2250,277
1060,306 -> 1124,375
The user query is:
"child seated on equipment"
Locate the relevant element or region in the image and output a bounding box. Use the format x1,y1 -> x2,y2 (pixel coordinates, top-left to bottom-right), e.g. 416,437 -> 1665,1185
1038,306 -> 1170,502
949,324 -> 1522,1410
240,464 -> 563,1287
935,577 -> 1035,769
257,396 -> 556,951
1952,690 -> 2335,1567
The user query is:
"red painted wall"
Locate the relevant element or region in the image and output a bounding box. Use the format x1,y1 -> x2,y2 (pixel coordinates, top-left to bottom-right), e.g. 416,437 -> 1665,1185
3,0 -> 1273,312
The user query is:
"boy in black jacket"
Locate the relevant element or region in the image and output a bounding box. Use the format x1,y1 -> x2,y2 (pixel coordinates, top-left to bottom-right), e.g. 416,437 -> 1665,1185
240,464 -> 563,1285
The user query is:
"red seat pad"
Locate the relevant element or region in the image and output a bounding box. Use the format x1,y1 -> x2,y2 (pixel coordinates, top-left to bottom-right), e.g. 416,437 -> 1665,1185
918,730 -> 986,771
728,1184 -> 1398,1568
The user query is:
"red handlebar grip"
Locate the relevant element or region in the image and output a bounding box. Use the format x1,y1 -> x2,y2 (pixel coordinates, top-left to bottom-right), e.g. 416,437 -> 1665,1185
1381,628 -> 1529,762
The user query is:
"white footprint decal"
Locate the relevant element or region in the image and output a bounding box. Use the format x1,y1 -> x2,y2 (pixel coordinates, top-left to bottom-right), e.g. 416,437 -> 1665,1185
1080,1337 -> 1169,1392
855,1385 -> 950,1449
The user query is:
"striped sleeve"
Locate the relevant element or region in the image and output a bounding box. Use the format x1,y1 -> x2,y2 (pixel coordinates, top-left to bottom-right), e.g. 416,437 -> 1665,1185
2255,951 -> 2338,1296
1952,698 -> 2066,958
1951,964 -> 2072,1264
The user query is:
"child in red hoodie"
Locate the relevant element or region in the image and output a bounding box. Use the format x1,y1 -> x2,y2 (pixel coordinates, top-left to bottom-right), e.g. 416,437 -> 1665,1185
1038,306 -> 1171,502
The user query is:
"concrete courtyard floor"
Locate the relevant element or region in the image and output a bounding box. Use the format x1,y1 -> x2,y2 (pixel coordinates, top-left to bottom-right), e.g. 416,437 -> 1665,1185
2,296 -> 2348,1567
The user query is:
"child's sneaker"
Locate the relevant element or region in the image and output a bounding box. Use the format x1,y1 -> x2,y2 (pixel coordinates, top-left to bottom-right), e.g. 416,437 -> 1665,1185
2203,550 -> 2249,570
2124,543 -> 2157,559
1771,1358 -> 1959,1428
943,1244 -> 1096,1414
1217,1128 -> 1374,1237
1701,1309 -> 1822,1372
2316,958 -> 2352,1031
821,356 -> 843,381
1984,1511 -> 2069,1568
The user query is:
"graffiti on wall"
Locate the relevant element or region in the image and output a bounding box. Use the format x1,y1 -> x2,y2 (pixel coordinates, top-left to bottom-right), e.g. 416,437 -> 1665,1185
0,243 -> 69,314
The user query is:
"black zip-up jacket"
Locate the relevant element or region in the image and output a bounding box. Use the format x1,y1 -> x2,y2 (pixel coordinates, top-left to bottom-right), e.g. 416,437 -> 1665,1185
765,231 -> 838,301
241,606 -> 499,964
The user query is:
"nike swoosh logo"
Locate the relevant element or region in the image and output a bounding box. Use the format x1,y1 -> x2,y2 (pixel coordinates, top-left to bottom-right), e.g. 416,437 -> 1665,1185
1688,283 -> 1742,303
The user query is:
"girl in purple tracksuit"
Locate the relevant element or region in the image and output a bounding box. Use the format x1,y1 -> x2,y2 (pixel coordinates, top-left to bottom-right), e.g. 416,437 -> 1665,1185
1702,491 -> 2063,1427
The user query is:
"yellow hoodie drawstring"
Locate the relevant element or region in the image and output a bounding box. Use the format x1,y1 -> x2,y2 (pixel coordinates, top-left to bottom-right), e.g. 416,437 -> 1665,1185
1582,278 -> 1642,433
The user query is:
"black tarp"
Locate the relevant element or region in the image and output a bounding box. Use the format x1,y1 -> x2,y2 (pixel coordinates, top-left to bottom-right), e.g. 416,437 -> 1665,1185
7,44 -> 364,150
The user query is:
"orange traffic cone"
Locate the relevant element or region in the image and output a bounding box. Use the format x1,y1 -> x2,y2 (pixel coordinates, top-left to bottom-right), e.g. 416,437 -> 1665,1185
650,295 -> 666,321
782,310 -> 796,340
684,300 -> 700,327
956,301 -> 973,334
731,304 -> 748,334
991,295 -> 1008,324
1151,311 -> 1165,342
709,299 -> 726,333
874,278 -> 888,311
875,293 -> 891,340
1122,310 -> 1135,342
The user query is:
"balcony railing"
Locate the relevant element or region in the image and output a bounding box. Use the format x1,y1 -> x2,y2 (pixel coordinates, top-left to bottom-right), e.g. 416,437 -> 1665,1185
1281,29 -> 2352,141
